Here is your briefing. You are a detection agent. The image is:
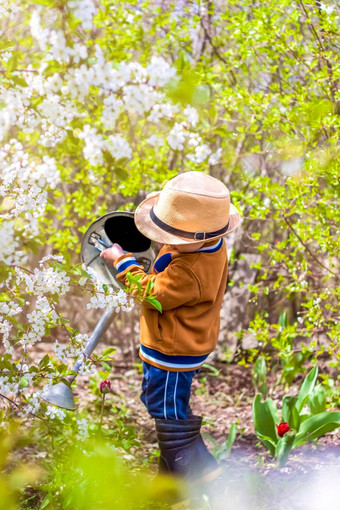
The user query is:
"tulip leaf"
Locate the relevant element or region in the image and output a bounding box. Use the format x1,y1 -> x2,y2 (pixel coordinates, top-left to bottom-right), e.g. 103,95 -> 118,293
225,423 -> 237,456
282,396 -> 300,430
308,384 -> 327,415
275,432 -> 295,467
253,394 -> 279,455
295,366 -> 318,413
255,433 -> 277,457
293,412 -> 340,448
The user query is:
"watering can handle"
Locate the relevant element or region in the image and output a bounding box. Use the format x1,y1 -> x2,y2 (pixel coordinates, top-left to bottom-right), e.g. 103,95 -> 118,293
94,237 -> 112,251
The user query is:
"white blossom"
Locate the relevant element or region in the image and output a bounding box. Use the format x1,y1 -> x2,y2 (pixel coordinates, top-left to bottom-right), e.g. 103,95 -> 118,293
146,56 -> 177,87
19,296 -> 58,348
78,125 -> 105,166
1,51 -> 12,63
208,147 -> 223,165
187,144 -> 212,163
106,134 -> 132,160
148,102 -> 179,124
76,358 -> 96,376
45,405 -> 66,420
54,333 -> 90,363
39,254 -> 65,266
0,221 -> 25,265
0,375 -> 16,396
147,134 -> 164,147
123,84 -> 161,115
77,417 -> 89,441
183,106 -> 199,127
0,320 -> 13,354
0,300 -> 22,317
72,43 -> 88,63
87,285 -> 134,313
24,395 -> 41,417
187,132 -> 201,147
102,94 -> 123,128
319,3 -> 335,14
69,0 -> 98,30
48,30 -> 74,63
30,9 -> 50,50
167,123 -> 188,150
15,267 -> 70,296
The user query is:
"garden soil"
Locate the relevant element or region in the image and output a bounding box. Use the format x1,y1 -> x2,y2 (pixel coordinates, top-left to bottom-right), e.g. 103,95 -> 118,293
34,341 -> 340,509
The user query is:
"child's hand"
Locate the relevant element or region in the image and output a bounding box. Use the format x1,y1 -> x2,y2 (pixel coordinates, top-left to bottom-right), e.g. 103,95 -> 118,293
100,243 -> 124,264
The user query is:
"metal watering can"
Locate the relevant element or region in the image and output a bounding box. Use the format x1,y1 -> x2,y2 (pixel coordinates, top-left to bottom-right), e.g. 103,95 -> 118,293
41,211 -> 158,410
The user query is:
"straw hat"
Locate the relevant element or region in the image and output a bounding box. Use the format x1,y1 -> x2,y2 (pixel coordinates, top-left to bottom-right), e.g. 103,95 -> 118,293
134,171 -> 241,245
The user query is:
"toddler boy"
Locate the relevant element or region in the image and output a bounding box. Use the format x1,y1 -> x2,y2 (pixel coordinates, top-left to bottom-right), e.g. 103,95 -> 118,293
100,171 -> 241,484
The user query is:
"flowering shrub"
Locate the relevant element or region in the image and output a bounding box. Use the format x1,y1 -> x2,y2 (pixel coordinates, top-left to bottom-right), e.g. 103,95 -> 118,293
253,366 -> 340,466
0,0 -> 215,427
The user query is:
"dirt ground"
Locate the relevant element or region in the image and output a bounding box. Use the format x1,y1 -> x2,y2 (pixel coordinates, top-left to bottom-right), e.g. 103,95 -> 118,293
34,340 -> 340,471
32,340 -> 340,509
102,359 -> 340,509
25,339 -> 340,509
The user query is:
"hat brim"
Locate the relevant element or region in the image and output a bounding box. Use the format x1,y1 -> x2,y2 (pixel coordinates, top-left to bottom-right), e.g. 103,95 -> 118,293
134,192 -> 242,245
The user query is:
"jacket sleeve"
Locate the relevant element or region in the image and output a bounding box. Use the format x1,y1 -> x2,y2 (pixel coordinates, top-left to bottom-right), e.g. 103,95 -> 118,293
114,253 -> 201,311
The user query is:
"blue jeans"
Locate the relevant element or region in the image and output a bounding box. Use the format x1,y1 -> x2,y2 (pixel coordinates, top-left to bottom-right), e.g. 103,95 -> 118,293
140,361 -> 197,419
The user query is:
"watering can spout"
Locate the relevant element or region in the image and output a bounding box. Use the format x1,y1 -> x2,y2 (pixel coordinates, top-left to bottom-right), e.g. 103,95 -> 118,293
40,381 -> 76,410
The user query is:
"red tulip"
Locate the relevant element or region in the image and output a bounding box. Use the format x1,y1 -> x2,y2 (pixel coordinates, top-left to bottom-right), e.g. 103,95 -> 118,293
276,422 -> 290,437
99,380 -> 111,394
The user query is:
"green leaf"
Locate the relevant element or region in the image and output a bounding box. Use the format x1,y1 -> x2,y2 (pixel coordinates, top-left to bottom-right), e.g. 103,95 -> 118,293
39,493 -> 51,509
225,423 -> 237,455
275,432 -> 295,467
32,0 -> 54,5
308,384 -> 327,415
282,396 -> 300,430
296,366 -> 318,413
0,292 -> 11,302
126,272 -> 134,284
102,347 -> 116,357
201,432 -> 218,448
278,311 -> 288,329
202,363 -> 220,377
255,432 -> 277,456
209,105 -> 218,125
146,296 -> 162,313
0,266 -> 10,283
11,75 -> 28,87
39,354 -> 50,369
293,412 -> 340,448
253,394 -> 279,455
145,279 -> 154,294
252,355 -> 268,396
19,376 -> 29,388
101,362 -> 111,372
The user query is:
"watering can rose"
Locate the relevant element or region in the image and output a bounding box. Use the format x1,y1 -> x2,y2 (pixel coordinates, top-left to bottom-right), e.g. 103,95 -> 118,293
99,380 -> 111,394
276,422 -> 290,437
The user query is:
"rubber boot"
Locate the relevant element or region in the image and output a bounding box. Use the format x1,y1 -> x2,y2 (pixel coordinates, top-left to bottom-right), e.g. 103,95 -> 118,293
155,415 -> 221,484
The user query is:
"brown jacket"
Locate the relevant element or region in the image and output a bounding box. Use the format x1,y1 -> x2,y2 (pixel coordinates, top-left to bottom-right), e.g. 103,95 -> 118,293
114,238 -> 228,371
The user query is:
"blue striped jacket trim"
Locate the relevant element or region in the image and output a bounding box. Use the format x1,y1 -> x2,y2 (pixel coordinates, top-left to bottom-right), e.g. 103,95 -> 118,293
116,256 -> 140,273
140,345 -> 208,369
154,252 -> 172,274
152,238 -> 224,274
195,238 -> 223,253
